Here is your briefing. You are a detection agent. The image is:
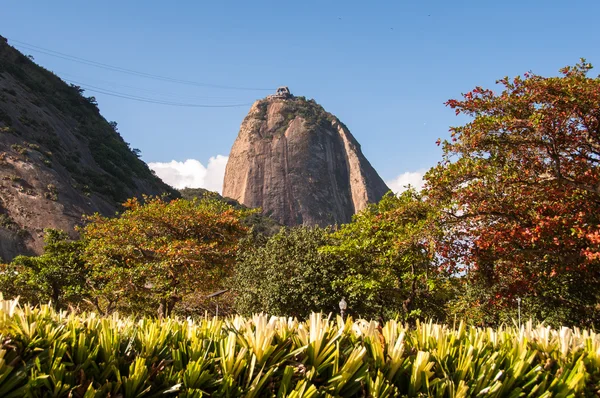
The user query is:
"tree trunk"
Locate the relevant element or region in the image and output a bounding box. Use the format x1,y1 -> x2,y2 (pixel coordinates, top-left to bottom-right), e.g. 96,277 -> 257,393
402,263 -> 419,322
51,284 -> 60,310
166,295 -> 179,317
157,300 -> 165,319
157,295 -> 180,318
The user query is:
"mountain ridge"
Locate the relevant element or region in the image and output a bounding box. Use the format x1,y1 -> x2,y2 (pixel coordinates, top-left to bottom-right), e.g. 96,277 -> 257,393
0,36 -> 175,261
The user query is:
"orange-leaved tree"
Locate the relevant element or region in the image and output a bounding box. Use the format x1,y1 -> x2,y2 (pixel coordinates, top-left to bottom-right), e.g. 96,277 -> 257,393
82,196 -> 251,317
426,60 -> 600,326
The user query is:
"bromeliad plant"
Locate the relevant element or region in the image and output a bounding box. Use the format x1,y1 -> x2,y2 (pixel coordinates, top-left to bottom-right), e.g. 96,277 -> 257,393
0,296 -> 598,397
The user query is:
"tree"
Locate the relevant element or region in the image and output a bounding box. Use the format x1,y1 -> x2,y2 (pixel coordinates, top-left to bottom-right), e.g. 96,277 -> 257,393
323,190 -> 451,321
232,226 -> 346,317
426,60 -> 600,326
0,229 -> 87,310
82,196 -> 250,317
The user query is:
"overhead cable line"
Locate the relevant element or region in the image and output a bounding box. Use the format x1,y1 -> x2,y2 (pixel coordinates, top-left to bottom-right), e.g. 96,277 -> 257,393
56,71 -> 246,101
8,37 -> 274,91
66,80 -> 254,108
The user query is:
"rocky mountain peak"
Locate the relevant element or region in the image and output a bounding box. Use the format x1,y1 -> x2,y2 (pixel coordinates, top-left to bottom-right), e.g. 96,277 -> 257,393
222,93 -> 389,227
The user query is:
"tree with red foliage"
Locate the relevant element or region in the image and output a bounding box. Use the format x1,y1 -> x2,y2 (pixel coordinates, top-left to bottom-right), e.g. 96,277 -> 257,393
427,60 -> 600,326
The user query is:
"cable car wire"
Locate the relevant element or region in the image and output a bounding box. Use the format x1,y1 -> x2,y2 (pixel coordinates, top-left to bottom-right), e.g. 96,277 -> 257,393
8,37 -> 274,91
66,79 -> 255,108
56,71 -> 246,101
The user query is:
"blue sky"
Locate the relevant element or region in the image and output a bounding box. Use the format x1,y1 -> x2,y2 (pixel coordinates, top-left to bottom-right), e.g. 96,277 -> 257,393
3,0 -> 599,192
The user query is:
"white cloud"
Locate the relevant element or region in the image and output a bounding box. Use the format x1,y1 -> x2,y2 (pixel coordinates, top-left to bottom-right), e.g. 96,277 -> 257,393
148,155 -> 229,194
386,170 -> 426,194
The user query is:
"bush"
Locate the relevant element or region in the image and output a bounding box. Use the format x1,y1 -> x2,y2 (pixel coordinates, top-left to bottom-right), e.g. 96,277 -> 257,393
0,108 -> 12,126
26,142 -> 40,151
0,214 -> 15,228
0,298 -> 598,396
43,184 -> 58,201
10,144 -> 27,155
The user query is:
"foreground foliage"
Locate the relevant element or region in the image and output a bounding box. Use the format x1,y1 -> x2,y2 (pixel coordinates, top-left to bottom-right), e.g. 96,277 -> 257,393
0,298 -> 598,397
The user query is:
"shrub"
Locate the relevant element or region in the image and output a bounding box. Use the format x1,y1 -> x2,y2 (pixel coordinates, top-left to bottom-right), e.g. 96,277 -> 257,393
18,114 -> 38,128
26,142 -> 40,151
0,214 -> 15,228
10,144 -> 27,155
44,184 -> 58,201
2,174 -> 22,183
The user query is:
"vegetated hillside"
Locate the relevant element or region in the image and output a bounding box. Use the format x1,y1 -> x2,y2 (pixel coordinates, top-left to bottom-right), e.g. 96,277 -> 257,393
179,187 -> 281,237
0,36 -> 176,261
223,92 -> 390,227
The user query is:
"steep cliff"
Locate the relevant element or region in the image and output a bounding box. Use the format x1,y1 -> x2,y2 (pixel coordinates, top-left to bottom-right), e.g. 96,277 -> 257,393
222,93 -> 389,226
0,36 -> 175,261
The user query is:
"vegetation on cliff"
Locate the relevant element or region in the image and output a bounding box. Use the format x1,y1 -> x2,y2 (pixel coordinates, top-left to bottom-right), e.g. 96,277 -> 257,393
252,96 -> 339,137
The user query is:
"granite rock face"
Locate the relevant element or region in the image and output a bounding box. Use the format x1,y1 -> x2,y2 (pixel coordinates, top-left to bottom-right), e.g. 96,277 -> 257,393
222,95 -> 389,226
0,37 -> 175,261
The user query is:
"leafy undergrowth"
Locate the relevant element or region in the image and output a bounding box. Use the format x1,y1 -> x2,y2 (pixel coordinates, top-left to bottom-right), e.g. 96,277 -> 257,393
0,297 -> 598,397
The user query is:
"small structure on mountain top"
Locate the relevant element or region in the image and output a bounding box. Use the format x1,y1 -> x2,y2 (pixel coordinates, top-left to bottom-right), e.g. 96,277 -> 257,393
269,86 -> 292,99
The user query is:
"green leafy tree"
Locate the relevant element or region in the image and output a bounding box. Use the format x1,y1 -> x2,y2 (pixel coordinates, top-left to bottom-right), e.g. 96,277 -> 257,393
0,229 -> 87,310
323,190 -> 451,321
233,226 -> 346,317
82,196 -> 250,317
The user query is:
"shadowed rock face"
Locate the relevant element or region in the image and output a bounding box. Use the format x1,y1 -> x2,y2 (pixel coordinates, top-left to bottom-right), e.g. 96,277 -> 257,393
0,37 -> 175,261
223,96 -> 389,227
